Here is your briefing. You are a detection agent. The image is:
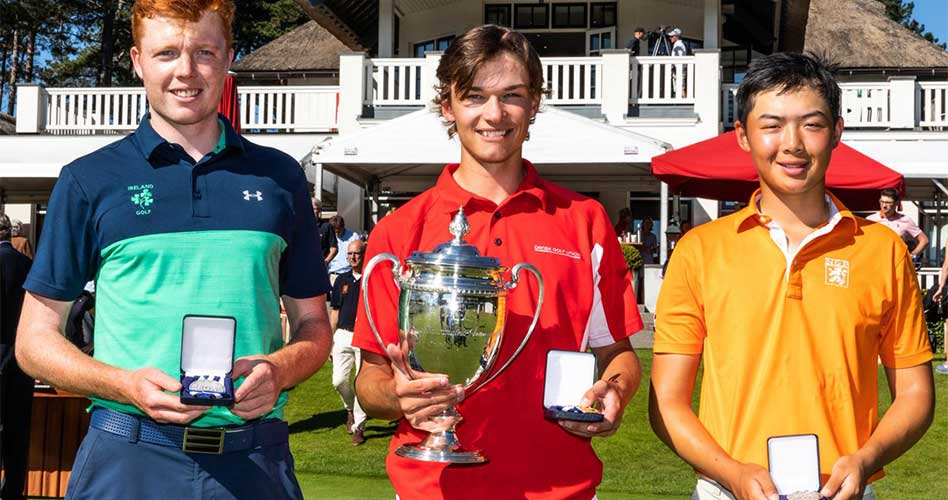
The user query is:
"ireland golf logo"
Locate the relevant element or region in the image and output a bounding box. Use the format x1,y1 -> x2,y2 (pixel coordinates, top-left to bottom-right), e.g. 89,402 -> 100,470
128,184 -> 155,215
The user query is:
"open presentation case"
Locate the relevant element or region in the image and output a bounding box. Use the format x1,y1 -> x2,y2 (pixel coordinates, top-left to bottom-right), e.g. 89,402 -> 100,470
180,315 -> 236,406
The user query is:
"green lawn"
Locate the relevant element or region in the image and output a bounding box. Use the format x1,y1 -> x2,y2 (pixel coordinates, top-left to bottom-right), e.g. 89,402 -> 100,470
286,351 -> 948,499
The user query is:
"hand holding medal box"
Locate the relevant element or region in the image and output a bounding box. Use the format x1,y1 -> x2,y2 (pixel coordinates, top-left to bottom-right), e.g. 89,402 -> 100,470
542,350 -> 605,423
768,434 -> 821,500
180,315 -> 236,406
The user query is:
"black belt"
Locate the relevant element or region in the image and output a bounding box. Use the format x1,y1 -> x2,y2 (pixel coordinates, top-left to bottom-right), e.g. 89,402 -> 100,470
90,408 -> 288,455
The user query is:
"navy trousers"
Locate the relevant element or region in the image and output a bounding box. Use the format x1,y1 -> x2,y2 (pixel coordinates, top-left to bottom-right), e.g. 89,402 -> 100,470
65,422 -> 303,500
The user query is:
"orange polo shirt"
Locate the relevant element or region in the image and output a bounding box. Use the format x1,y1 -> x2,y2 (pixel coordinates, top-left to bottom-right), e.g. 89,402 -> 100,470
654,190 -> 932,485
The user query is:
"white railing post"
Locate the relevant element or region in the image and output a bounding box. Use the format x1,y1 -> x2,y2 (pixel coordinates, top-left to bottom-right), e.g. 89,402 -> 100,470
15,84 -> 47,133
693,49 -> 721,137
888,76 -> 918,129
338,52 -> 367,134
421,51 -> 443,109
600,49 -> 630,124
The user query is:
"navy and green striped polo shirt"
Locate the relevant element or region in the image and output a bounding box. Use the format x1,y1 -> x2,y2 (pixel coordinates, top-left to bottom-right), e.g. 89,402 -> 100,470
25,114 -> 329,427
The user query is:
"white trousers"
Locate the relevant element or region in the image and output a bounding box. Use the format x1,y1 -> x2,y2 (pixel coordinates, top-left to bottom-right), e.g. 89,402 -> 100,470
331,329 -> 367,431
691,478 -> 877,500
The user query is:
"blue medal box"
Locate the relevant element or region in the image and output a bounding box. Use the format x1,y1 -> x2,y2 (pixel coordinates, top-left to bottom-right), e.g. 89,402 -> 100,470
180,315 -> 236,406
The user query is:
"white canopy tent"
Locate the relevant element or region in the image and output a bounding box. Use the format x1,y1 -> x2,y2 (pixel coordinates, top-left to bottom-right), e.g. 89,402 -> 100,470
309,106 -> 671,194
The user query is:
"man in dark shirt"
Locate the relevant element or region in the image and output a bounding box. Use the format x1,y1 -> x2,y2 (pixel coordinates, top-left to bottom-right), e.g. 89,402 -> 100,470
329,239 -> 366,445
313,197 -> 338,266
1,213 -> 33,500
626,27 -> 646,56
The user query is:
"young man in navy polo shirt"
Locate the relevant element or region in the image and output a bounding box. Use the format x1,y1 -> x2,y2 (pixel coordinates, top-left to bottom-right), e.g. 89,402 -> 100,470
14,1 -> 332,498
353,25 -> 643,499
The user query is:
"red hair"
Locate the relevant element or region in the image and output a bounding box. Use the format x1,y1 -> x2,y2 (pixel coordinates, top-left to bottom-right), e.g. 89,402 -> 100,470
131,0 -> 235,48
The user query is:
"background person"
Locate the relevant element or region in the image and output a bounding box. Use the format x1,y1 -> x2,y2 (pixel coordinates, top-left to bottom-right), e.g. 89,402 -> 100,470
867,188 -> 928,264
313,197 -> 338,267
0,213 -> 33,500
650,52 -> 934,500
9,220 -> 33,260
353,24 -> 643,500
329,239 -> 368,445
626,27 -> 646,56
14,1 -> 332,498
669,28 -> 688,56
326,215 -> 361,286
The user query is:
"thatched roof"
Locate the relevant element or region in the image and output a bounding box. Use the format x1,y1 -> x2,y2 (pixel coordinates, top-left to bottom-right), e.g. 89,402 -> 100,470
805,0 -> 948,68
232,21 -> 349,72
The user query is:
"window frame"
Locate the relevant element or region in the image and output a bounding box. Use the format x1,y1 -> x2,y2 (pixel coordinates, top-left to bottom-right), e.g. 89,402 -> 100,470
551,3 -> 588,29
589,2 -> 617,28
514,4 -> 549,30
484,3 -> 512,27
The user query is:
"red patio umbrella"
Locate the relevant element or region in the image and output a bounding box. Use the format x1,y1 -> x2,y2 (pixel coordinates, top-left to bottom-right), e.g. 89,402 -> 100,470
218,74 -> 241,134
651,131 -> 904,211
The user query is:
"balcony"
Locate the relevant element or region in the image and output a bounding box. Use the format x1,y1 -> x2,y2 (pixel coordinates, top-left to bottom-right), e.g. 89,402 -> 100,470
13,52 -> 948,137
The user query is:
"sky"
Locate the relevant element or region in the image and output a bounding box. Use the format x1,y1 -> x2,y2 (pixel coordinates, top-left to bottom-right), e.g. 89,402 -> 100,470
912,0 -> 948,45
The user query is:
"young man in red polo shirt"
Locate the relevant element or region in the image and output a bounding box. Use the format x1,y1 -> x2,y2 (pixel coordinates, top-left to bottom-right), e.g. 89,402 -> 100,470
650,53 -> 934,500
352,25 -> 643,499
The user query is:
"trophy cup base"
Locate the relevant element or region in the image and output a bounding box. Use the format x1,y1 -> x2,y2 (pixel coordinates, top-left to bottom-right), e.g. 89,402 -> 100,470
395,443 -> 487,464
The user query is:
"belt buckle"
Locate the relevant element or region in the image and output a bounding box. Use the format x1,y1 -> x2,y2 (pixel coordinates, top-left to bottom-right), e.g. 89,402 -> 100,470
182,427 -> 225,455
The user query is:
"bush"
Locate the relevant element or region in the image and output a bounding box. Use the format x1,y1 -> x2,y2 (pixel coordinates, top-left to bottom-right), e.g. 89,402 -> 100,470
620,243 -> 643,271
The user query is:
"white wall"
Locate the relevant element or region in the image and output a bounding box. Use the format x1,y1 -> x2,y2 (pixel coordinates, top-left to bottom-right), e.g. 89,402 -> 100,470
399,2 -> 481,56
399,1 -> 707,56
618,0 -> 705,50
1,204 -> 33,225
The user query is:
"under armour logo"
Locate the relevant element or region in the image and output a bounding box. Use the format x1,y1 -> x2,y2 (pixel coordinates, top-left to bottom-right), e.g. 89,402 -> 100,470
243,190 -> 263,201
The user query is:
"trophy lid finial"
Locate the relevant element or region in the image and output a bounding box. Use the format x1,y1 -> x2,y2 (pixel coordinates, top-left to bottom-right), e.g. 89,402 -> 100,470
449,206 -> 470,245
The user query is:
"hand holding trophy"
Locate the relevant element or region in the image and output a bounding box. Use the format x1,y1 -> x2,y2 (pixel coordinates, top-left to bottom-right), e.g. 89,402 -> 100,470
362,207 -> 543,463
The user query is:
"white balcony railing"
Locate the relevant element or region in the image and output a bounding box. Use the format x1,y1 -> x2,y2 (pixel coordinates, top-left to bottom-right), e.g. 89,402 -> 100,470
920,82 -> 948,127
46,87 -> 147,133
840,83 -> 891,128
18,85 -> 339,134
634,56 -> 696,104
543,57 -> 603,105
365,58 -> 426,106
238,86 -> 339,131
16,53 -> 948,136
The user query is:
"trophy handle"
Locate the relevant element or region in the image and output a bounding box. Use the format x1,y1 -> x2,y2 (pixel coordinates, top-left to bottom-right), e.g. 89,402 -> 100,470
475,262 -> 544,390
361,253 -> 403,369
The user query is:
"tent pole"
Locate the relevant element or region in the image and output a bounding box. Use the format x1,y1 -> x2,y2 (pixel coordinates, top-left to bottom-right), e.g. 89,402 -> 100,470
660,182 -> 669,264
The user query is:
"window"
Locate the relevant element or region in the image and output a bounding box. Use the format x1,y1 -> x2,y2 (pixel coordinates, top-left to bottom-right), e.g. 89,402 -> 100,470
514,4 -> 548,29
590,3 -> 617,28
485,4 -> 511,27
552,3 -> 587,29
413,35 -> 455,58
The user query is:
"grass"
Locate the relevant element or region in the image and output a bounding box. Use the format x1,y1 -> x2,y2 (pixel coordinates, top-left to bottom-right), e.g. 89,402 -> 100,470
286,350 -> 948,499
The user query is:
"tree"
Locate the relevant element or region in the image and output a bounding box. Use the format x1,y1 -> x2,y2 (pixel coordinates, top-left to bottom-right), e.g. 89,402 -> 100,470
875,0 -> 947,49
232,0 -> 309,57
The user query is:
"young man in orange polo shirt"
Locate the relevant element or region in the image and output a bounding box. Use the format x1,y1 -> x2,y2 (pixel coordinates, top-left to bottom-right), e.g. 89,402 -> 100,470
650,52 -> 934,500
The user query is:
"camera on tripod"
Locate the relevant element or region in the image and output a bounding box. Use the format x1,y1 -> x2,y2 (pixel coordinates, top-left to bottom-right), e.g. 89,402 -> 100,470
645,26 -> 680,56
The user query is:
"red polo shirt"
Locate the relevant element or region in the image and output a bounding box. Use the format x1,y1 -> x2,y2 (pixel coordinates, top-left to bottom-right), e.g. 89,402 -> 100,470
353,161 -> 642,500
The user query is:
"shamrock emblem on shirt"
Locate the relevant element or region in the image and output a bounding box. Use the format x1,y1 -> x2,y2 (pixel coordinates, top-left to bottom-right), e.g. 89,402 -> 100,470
131,188 -> 154,210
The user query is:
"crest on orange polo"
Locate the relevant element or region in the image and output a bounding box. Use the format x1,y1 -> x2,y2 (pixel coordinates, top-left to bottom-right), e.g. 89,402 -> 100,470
655,189 -> 932,484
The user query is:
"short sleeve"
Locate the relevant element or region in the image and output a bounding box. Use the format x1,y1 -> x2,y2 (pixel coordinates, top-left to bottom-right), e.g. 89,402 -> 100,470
653,233 -> 706,354
279,172 -> 330,298
585,204 -> 643,348
351,221 -> 399,356
24,167 -> 100,301
879,253 -> 933,368
904,219 -> 923,238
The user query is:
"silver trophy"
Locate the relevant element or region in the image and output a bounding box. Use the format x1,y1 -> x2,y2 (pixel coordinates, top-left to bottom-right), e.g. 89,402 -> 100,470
362,207 -> 543,463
